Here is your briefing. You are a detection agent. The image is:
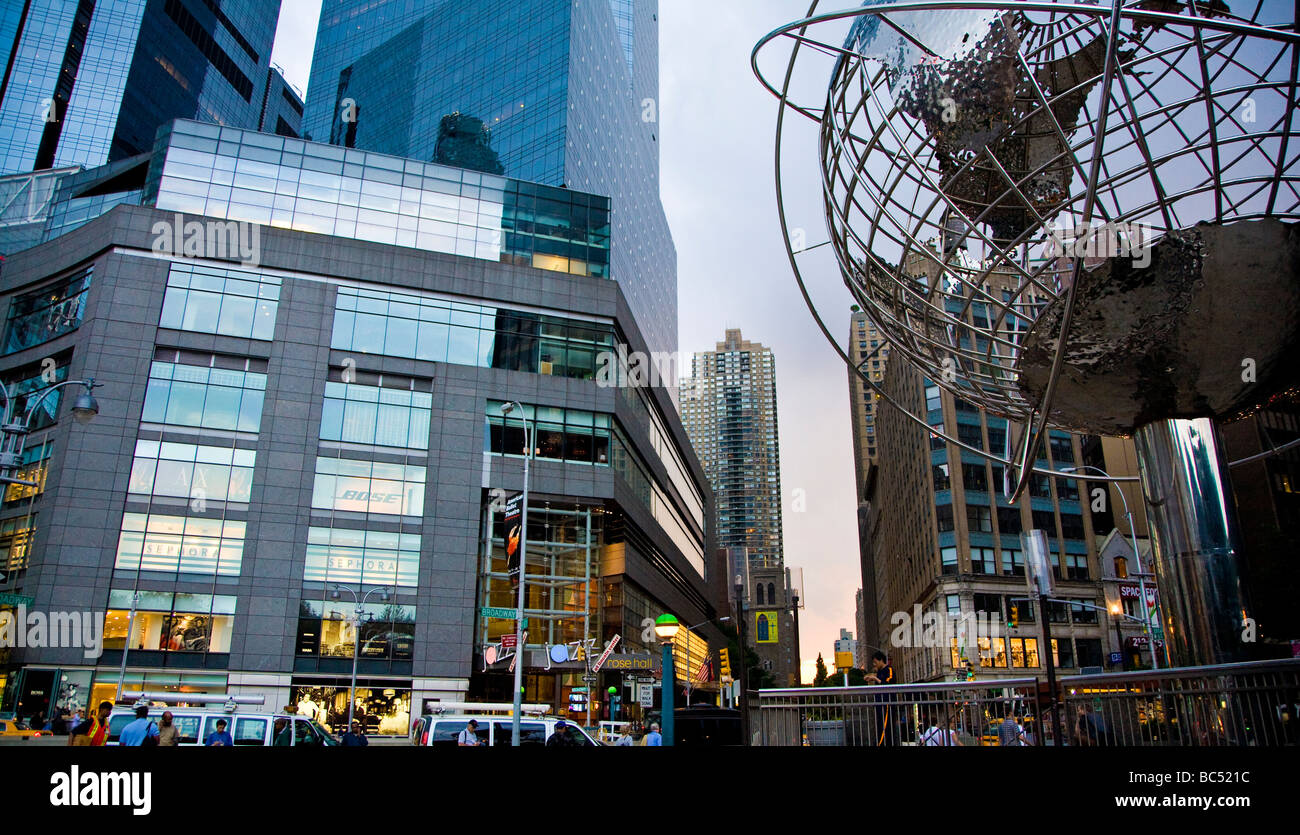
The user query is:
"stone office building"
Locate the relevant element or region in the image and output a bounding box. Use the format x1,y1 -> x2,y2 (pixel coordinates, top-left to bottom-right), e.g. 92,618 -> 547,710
0,120 -> 715,734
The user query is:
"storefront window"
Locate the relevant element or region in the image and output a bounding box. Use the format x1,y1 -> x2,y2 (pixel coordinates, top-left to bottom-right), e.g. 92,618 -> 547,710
114,512 -> 246,576
290,678 -> 412,736
304,526 -> 420,588
103,589 -> 236,652
0,514 -> 36,572
295,599 -> 415,660
127,440 -> 256,505
3,442 -> 52,505
311,457 -> 425,517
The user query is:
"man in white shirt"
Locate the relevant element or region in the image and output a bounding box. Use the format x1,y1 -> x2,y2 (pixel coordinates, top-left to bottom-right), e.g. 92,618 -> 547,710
457,719 -> 481,746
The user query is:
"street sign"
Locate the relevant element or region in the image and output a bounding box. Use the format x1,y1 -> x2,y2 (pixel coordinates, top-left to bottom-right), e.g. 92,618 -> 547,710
0,592 -> 33,606
581,674 -> 597,683
639,684 -> 653,708
480,606 -> 518,620
1109,652 -> 1123,665
501,634 -> 518,649
590,634 -> 621,672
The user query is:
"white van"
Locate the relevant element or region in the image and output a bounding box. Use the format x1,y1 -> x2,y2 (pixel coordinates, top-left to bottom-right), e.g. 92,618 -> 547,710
411,703 -> 600,748
106,705 -> 338,747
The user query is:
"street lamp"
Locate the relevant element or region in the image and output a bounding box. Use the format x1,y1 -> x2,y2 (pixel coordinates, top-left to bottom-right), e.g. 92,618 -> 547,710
0,377 -> 101,481
1062,465 -> 1160,669
655,613 -> 680,746
330,583 -> 391,728
1107,599 -> 1127,672
500,401 -> 533,746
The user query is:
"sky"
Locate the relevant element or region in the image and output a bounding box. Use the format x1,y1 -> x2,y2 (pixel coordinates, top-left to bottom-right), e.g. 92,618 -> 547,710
270,1 -> 860,684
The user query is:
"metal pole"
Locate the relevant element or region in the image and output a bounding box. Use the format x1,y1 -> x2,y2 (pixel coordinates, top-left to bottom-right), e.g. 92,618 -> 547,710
584,510 -> 592,730
1114,614 -> 1126,672
1038,592 -> 1064,747
736,582 -> 749,744
115,591 -> 139,703
510,407 -> 532,746
348,601 -> 360,728
662,639 -> 675,746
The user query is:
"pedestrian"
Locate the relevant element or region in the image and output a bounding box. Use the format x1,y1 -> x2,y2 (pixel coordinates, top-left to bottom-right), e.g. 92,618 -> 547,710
919,714 -> 962,746
204,719 -> 234,747
457,719 -> 481,746
643,722 -> 663,746
865,650 -> 896,745
616,728 -> 636,746
28,711 -> 44,732
1073,705 -> 1097,746
119,704 -> 161,746
69,701 -> 113,747
157,711 -> 180,747
50,708 -> 70,735
342,719 -> 369,746
546,719 -> 578,747
997,708 -> 1028,747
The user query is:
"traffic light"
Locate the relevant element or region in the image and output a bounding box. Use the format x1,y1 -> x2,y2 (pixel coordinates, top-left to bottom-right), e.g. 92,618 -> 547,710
1009,605 -> 1019,629
719,648 -> 732,681
964,659 -> 975,681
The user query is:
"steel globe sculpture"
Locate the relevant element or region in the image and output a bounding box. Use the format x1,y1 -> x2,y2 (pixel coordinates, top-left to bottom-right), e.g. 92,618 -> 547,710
754,0 -> 1300,666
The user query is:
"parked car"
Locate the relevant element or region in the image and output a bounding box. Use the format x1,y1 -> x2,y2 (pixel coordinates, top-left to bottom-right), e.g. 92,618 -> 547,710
411,703 -> 601,747
0,718 -> 48,740
104,707 -> 338,746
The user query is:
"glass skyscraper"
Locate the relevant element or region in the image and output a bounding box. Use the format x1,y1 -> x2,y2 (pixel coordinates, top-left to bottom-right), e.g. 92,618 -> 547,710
0,0 -> 282,175
302,0 -> 676,357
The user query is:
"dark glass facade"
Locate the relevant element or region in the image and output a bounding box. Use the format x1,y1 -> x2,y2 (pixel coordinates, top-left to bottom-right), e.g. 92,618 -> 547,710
302,0 -> 676,356
0,0 -> 280,175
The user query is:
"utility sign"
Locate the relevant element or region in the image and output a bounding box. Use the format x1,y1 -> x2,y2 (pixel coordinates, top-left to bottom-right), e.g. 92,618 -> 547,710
590,634 -> 621,672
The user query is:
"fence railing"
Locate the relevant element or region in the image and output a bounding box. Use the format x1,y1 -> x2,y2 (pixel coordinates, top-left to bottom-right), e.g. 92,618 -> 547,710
755,659 -> 1300,746
1059,659 -> 1300,746
756,678 -> 1042,746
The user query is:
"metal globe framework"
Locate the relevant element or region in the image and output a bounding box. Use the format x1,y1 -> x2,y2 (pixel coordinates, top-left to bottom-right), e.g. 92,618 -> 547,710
753,0 -> 1300,496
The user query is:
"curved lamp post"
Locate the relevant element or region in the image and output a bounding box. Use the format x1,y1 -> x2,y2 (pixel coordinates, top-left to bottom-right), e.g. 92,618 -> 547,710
0,377 -> 101,479
330,583 -> 391,728
654,613 -> 680,745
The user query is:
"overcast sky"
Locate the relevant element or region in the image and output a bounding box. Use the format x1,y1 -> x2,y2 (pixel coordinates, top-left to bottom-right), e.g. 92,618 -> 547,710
271,1 -> 859,683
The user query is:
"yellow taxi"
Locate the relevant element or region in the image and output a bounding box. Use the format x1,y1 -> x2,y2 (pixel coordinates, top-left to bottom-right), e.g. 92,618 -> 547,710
0,717 -> 49,740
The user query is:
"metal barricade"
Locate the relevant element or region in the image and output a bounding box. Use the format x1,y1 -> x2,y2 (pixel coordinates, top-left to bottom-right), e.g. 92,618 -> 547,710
756,679 -> 1041,747
1059,659 -> 1300,747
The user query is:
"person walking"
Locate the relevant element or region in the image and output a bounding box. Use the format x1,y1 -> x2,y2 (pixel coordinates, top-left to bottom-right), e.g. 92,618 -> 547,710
69,701 -> 112,747
157,711 -> 180,747
341,719 -> 369,746
204,719 -> 234,747
998,709 -> 1029,747
643,722 -> 663,746
119,705 -> 160,746
546,719 -> 578,747
920,714 -> 962,746
457,719 -> 481,747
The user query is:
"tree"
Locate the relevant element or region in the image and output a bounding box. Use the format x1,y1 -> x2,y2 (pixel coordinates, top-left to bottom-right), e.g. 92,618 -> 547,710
818,667 -> 870,687
813,653 -> 829,687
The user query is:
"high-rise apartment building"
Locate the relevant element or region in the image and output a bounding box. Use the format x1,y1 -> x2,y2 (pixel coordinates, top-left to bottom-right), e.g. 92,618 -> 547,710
849,309 -> 887,649
867,248 -> 1155,683
681,329 -> 782,564
0,0 -> 283,175
682,330 -> 797,684
300,0 -> 676,358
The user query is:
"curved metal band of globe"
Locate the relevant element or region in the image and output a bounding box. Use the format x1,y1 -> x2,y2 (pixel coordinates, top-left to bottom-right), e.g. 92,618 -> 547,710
761,3 -> 1137,486
756,0 -> 1300,484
